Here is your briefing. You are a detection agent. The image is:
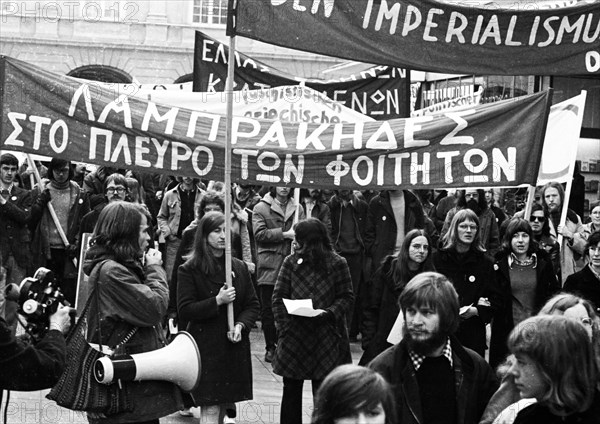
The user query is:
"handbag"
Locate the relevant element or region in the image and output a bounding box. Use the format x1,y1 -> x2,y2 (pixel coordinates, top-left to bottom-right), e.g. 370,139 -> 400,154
47,260 -> 137,414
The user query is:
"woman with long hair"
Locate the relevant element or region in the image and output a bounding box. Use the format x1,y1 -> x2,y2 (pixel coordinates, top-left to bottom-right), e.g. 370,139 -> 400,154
177,211 -> 260,424
359,229 -> 434,365
311,364 -> 396,424
489,218 -> 560,368
507,315 -> 599,423
432,208 -> 502,356
83,201 -> 182,424
272,218 -> 354,424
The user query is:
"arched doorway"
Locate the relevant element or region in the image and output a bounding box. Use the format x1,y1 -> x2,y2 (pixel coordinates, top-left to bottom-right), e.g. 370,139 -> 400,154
67,65 -> 132,83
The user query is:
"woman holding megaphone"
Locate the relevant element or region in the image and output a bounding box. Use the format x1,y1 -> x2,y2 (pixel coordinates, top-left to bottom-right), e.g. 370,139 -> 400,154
177,211 -> 260,424
83,201 -> 183,424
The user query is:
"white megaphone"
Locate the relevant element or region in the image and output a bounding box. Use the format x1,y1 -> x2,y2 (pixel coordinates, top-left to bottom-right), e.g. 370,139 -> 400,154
94,331 -> 201,392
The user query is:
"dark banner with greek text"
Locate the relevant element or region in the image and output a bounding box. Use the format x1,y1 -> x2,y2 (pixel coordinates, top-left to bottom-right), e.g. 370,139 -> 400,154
193,31 -> 410,119
0,56 -> 552,189
230,0 -> 600,75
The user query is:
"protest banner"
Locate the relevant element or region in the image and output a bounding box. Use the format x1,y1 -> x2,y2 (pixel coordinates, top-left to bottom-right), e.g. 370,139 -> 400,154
230,0 -> 600,75
128,85 -> 373,124
412,87 -> 483,117
0,56 -> 552,190
537,91 -> 587,184
194,31 -> 410,119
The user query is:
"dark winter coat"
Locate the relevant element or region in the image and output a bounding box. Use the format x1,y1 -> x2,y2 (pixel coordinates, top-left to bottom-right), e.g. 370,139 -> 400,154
327,194 -> 368,254
178,258 -> 259,405
0,318 -> 65,391
489,252 -> 559,368
83,248 -> 183,424
252,193 -> 305,286
564,265 -> 600,311
364,190 -> 436,272
513,391 -> 600,424
0,185 -> 33,268
300,199 -> 332,237
359,256 -> 422,365
433,248 -> 502,356
368,336 -> 499,424
272,252 -> 354,380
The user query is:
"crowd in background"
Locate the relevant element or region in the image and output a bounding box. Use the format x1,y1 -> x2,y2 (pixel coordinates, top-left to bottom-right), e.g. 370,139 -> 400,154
2,151 -> 600,424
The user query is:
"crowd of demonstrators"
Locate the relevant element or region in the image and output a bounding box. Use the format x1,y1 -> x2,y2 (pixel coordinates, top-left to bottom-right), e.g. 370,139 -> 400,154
7,148 -> 600,424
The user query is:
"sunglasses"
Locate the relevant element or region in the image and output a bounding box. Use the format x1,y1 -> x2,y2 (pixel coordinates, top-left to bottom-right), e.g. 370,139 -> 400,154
529,216 -> 546,223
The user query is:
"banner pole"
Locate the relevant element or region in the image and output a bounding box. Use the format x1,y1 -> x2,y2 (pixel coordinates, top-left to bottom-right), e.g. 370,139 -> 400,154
224,35 -> 236,333
557,90 -> 587,247
523,185 -> 536,221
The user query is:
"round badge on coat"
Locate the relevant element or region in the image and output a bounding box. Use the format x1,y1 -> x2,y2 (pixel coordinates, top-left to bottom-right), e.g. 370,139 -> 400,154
382,216 -> 387,221
468,275 -> 476,282
78,198 -> 84,204
297,258 -> 303,264
11,196 -> 17,201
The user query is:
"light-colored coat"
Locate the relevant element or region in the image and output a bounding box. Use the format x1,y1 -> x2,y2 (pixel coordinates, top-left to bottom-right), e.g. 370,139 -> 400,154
252,193 -> 305,286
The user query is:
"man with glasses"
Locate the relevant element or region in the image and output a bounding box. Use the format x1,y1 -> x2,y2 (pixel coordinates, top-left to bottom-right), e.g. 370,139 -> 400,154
0,153 -> 34,322
79,173 -> 130,242
564,231 -> 600,312
29,158 -> 90,305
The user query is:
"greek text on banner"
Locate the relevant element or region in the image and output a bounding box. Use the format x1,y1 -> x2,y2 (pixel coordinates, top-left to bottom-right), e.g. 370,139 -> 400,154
0,56 -> 552,190
230,0 -> 600,76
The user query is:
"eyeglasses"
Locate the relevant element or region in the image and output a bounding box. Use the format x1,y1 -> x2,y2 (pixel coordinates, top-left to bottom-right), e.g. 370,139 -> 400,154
458,224 -> 478,231
106,187 -> 126,194
529,216 -> 546,223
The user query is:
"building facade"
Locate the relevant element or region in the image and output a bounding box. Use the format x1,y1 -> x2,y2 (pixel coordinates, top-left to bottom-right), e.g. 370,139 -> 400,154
0,0 -> 342,83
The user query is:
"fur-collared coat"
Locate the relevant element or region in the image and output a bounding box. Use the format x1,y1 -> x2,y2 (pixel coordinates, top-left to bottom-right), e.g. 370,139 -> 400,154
272,252 -> 354,380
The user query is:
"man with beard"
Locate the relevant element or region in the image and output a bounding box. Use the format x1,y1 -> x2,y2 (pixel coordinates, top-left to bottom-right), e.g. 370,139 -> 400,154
369,272 -> 498,424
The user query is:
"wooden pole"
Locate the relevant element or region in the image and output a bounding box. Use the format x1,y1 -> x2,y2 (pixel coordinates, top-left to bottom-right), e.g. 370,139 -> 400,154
293,188 -> 301,224
523,185 -> 536,221
224,35 -> 236,333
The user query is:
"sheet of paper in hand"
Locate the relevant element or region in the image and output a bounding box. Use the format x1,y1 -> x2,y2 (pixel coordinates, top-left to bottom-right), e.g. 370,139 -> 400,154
283,298 -> 325,318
